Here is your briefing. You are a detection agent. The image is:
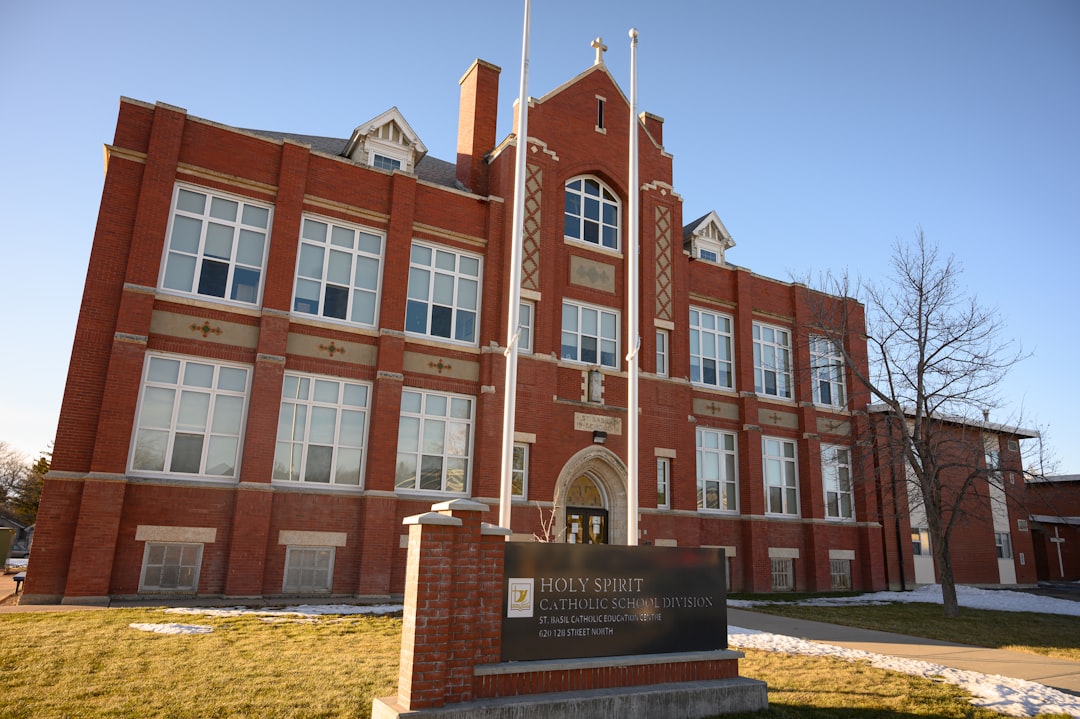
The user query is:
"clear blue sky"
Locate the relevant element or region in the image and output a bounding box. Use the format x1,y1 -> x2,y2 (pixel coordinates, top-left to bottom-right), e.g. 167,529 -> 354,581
1,1 -> 1077,473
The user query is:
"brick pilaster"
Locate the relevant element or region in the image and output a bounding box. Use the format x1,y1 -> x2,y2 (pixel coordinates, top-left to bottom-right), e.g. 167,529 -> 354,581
394,499 -> 508,711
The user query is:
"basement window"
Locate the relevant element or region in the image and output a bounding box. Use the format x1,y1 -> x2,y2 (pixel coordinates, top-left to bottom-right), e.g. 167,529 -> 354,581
283,546 -> 335,594
140,542 -> 202,592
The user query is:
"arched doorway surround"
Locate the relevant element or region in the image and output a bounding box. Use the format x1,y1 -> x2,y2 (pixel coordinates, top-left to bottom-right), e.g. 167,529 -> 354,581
552,446 -> 628,545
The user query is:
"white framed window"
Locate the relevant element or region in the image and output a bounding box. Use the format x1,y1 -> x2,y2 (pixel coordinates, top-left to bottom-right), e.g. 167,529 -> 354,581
371,154 -> 402,171
292,216 -> 383,327
517,301 -> 534,354
160,184 -> 271,306
995,532 -> 1012,559
830,559 -> 852,590
696,429 -> 738,512
763,437 -> 799,515
283,546 -> 335,594
770,558 -> 794,591
655,329 -> 669,377
810,336 -> 846,408
911,527 -> 932,556
657,457 -> 671,509
395,389 -> 474,495
689,308 -> 733,389
753,323 -> 792,399
130,355 -> 250,480
822,445 -> 854,520
561,301 -> 619,368
273,373 -> 370,487
405,242 -> 481,344
564,176 -> 620,250
698,247 -> 719,262
140,542 -> 203,592
512,443 -> 528,499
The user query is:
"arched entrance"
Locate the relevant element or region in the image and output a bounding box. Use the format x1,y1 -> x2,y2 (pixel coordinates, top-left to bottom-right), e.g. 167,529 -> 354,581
552,446 -> 628,545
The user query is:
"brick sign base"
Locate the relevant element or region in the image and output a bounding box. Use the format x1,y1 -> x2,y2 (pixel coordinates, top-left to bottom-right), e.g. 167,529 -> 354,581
371,500 -> 768,719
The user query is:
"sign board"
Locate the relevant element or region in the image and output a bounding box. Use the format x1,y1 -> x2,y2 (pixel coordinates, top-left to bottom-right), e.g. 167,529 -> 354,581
501,543 -> 727,662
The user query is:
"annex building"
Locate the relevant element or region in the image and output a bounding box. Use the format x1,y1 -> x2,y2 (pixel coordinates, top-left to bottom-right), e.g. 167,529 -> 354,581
25,48 -> 1037,605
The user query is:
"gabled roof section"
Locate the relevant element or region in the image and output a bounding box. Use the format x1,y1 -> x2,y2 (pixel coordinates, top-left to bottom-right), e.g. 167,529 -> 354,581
342,107 -> 428,173
683,211 -> 735,264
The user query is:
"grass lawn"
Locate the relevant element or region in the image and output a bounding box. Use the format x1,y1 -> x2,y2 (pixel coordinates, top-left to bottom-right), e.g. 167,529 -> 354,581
742,600 -> 1080,662
0,606 -> 1072,718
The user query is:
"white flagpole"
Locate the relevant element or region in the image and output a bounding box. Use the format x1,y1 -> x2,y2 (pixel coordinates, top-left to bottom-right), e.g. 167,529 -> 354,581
626,28 -> 640,545
499,0 -> 531,531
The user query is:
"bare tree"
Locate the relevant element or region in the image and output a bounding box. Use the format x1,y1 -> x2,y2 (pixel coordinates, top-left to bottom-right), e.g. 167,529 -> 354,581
810,229 -> 1027,617
0,441 -> 28,508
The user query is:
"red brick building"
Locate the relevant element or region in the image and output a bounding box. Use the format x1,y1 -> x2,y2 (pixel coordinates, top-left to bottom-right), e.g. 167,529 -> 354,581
1027,475 -> 1080,582
25,53 -> 1034,605
868,409 -> 1040,590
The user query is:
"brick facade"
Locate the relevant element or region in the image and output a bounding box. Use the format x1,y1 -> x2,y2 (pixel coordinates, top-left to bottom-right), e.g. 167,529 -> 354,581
25,55 -> 1033,604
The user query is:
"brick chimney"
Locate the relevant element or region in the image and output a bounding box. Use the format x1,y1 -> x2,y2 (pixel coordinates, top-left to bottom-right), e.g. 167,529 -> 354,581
641,111 -> 664,147
456,59 -> 501,196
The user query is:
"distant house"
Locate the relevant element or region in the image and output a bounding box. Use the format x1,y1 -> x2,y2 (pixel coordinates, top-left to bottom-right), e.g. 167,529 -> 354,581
0,514 -> 32,558
1026,475 -> 1080,582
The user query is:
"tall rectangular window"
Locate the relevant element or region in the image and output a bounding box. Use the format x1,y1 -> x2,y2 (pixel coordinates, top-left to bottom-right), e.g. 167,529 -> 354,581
140,542 -> 203,592
995,532 -> 1012,559
512,443 -> 528,499
822,445 -> 854,520
273,374 -> 370,487
696,429 -> 738,511
404,242 -> 481,344
690,308 -> 733,389
656,457 -> 671,509
292,216 -> 383,327
763,437 -> 799,515
811,336 -> 846,408
160,185 -> 271,305
911,527 -> 932,556
283,546 -> 334,594
753,323 -> 792,399
130,355 -> 250,479
396,389 -> 474,495
561,301 -> 619,368
655,329 -> 669,377
517,301 -> 534,354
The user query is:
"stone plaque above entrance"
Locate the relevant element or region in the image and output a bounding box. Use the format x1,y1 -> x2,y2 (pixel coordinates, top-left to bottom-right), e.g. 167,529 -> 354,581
574,412 -> 622,435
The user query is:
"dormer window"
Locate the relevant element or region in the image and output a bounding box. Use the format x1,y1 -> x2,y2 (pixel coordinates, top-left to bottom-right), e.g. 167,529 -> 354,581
372,154 -> 402,172
684,211 -> 735,265
342,107 -> 427,174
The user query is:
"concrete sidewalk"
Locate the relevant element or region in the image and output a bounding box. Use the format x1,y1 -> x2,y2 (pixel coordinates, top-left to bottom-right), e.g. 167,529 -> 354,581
729,607 -> 1080,695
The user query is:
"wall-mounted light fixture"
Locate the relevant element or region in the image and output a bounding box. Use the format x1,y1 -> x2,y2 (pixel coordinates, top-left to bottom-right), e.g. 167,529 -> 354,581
593,430 -> 607,445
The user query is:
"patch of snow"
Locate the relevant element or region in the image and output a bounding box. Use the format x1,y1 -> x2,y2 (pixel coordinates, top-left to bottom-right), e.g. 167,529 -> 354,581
728,626 -> 1080,718
727,584 -> 1080,717
129,622 -> 214,635
729,583 -> 1080,617
163,603 -> 402,619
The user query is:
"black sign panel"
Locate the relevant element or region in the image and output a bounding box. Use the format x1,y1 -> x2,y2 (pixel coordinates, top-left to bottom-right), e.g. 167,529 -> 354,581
501,543 -> 727,662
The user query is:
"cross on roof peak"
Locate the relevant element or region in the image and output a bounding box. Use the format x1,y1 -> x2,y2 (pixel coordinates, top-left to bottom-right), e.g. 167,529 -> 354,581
591,37 -> 608,65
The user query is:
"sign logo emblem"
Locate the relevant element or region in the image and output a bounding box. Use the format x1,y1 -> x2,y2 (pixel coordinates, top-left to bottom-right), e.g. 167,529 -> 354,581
507,578 -> 534,618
